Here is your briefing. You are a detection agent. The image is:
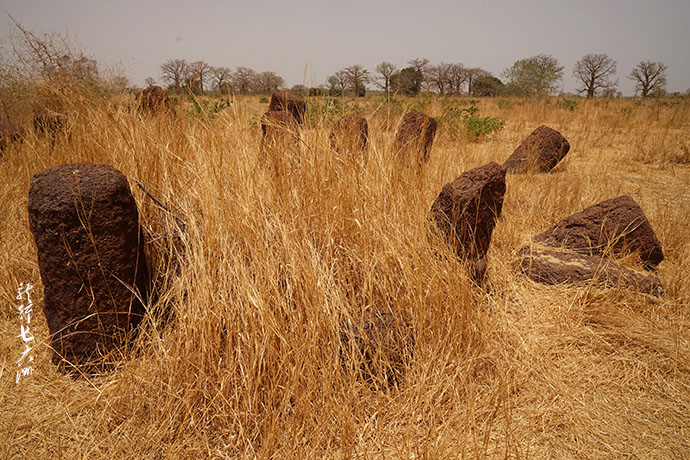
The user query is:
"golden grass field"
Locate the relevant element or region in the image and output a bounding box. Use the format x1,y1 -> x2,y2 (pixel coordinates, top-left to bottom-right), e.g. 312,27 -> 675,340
0,91 -> 689,459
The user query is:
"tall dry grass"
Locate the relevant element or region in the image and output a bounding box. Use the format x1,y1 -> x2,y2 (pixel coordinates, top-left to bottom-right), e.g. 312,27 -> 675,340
0,89 -> 689,459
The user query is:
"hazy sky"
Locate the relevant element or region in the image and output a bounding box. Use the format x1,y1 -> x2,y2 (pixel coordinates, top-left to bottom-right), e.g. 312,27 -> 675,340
2,0 -> 689,95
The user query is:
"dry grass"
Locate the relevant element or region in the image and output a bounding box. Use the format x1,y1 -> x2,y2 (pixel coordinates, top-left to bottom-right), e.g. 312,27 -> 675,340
0,92 -> 689,459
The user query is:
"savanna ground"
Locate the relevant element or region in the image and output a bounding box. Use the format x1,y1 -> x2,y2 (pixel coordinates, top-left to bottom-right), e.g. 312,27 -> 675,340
0,89 -> 689,459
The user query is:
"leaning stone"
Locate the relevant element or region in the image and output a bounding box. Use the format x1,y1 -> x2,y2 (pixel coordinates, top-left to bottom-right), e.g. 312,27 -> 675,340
393,112 -> 437,166
28,163 -> 149,373
329,114 -> 368,163
429,162 -> 506,283
503,125 -> 570,173
518,247 -> 662,296
269,91 -> 306,126
339,308 -> 414,389
534,195 -> 663,269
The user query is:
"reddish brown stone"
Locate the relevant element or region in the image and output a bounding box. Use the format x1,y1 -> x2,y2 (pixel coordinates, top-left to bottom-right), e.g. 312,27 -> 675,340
393,112 -> 437,166
503,125 -> 570,173
138,86 -> 171,115
0,119 -> 25,151
28,163 -> 149,373
430,162 -> 506,282
534,195 -> 663,269
268,91 -> 306,126
261,110 -> 300,149
518,247 -> 662,296
339,308 -> 414,388
329,114 -> 368,162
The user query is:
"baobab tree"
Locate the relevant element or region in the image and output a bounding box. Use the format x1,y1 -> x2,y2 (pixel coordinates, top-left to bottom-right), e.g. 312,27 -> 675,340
573,53 -> 618,98
343,65 -> 369,97
429,62 -> 452,96
210,66 -> 231,94
628,60 -> 667,97
232,67 -> 256,94
160,58 -> 188,91
376,61 -> 397,98
448,63 -> 467,95
187,61 -> 211,94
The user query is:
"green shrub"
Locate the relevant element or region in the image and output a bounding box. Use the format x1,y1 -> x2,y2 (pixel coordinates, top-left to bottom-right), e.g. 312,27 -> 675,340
464,115 -> 505,140
259,96 -> 269,103
440,100 -> 505,141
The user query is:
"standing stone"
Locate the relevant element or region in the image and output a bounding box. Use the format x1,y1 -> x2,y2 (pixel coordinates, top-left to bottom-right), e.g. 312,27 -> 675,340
533,195 -> 663,269
429,162 -> 507,282
339,308 -> 414,389
518,247 -> 662,296
138,86 -> 171,115
329,114 -> 368,163
28,163 -> 149,372
0,120 -> 25,151
503,125 -> 570,173
393,112 -> 437,166
269,91 -> 306,126
261,110 -> 301,151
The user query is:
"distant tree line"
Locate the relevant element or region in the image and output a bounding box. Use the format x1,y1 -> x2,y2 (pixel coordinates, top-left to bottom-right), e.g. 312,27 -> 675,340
155,59 -> 284,95
325,55 -> 671,99
155,55 -> 673,99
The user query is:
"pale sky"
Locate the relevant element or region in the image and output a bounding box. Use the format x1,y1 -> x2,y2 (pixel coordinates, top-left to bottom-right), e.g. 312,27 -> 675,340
2,0 -> 689,95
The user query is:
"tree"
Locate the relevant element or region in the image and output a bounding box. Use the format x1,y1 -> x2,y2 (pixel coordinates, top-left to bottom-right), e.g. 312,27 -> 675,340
408,57 -> 430,91
343,64 -> 369,97
187,61 -> 211,94
573,53 -> 618,98
290,84 -> 307,96
210,66 -> 231,94
628,60 -> 667,98
160,59 -> 188,91
232,66 -> 256,94
471,75 -> 504,97
391,67 -> 422,96
448,63 -> 467,95
327,75 -> 341,96
429,62 -> 452,96
464,67 -> 489,96
503,54 -> 564,96
254,71 -> 284,93
375,61 -> 397,98
144,77 -> 156,87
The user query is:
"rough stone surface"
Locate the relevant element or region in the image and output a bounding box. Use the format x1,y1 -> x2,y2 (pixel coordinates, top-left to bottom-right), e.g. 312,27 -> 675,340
268,91 -> 306,126
33,110 -> 66,140
339,308 -> 414,388
534,195 -> 663,269
393,112 -> 437,165
28,163 -> 149,372
518,247 -> 662,296
430,162 -> 507,282
0,119 -> 25,151
138,86 -> 171,115
503,125 -> 570,173
329,114 -> 368,162
260,110 -> 302,169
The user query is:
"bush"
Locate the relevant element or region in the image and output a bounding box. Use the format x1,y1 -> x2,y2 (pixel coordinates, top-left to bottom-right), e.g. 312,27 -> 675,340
464,115 -> 505,140
259,96 -> 269,103
440,100 -> 505,141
